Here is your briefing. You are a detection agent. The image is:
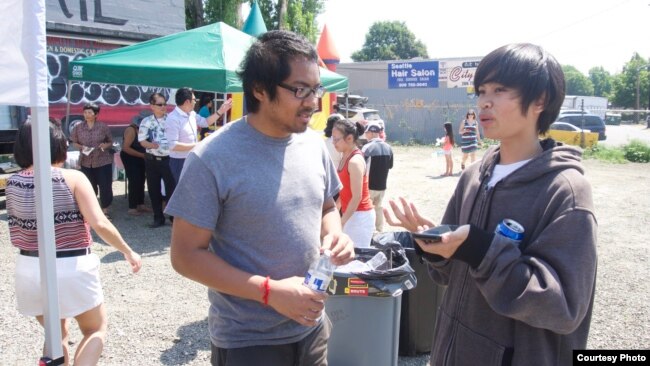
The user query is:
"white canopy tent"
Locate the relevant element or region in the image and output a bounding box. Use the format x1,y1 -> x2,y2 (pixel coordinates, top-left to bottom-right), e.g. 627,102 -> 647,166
0,0 -> 63,363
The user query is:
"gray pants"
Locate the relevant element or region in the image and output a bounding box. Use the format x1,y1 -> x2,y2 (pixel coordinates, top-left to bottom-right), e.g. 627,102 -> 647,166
210,316 -> 331,366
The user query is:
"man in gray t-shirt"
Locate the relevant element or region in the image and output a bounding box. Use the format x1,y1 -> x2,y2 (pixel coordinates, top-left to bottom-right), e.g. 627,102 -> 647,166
166,30 -> 355,366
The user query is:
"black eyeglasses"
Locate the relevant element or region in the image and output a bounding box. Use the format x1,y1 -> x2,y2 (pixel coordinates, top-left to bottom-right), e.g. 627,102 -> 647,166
153,103 -> 166,107
277,82 -> 326,99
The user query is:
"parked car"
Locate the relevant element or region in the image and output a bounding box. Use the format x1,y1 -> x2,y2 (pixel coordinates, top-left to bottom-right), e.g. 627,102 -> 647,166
543,122 -> 599,148
339,107 -> 384,126
604,112 -> 622,125
559,109 -> 590,116
336,94 -> 385,130
555,113 -> 606,140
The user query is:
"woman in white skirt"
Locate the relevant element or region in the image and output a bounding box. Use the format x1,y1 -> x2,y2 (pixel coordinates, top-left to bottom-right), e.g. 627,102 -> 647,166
6,120 -> 142,365
332,119 -> 375,248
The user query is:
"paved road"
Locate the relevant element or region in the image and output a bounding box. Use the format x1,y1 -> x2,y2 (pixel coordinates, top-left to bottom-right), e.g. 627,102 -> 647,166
600,124 -> 650,147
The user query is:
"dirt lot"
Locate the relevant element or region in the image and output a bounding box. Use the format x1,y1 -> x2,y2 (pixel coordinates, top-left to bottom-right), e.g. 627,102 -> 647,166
0,144 -> 648,365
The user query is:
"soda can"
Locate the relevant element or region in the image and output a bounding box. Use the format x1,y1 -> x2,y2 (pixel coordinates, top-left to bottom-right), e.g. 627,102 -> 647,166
495,218 -> 525,244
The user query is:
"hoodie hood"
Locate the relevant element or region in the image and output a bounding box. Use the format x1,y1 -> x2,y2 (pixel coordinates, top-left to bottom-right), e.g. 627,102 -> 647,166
478,138 -> 584,187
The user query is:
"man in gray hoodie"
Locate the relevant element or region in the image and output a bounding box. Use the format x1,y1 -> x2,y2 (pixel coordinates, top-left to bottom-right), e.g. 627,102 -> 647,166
385,43 -> 597,366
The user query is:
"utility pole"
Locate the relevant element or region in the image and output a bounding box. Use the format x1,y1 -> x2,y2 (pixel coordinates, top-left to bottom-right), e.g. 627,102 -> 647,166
634,64 -> 650,124
580,100 -> 586,148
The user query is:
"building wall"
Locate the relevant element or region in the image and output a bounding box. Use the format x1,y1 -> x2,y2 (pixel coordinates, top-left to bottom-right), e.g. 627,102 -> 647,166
46,0 -> 185,41
337,58 -> 483,145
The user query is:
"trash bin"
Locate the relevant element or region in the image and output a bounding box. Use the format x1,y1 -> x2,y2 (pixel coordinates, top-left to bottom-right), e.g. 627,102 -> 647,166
325,246 -> 416,366
373,232 -> 446,356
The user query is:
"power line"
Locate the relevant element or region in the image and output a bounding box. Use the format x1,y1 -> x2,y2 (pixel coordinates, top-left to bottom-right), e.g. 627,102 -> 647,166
532,0 -> 631,41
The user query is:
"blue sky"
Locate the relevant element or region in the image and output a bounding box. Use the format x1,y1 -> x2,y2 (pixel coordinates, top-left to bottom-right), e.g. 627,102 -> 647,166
312,0 -> 648,75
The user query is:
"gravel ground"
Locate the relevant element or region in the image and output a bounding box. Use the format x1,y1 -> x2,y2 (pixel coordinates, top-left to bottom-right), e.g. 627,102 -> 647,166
1,144 -> 649,365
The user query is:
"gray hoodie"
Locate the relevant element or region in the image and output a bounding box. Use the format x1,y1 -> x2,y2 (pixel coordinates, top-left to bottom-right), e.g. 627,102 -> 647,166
425,139 -> 597,366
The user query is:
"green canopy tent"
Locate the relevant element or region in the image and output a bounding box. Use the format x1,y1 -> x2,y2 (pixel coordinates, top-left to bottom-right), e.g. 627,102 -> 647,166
68,21 -> 349,93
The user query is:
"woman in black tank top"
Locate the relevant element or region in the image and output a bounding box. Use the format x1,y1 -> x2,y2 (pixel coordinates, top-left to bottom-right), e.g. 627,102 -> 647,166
119,120 -> 151,215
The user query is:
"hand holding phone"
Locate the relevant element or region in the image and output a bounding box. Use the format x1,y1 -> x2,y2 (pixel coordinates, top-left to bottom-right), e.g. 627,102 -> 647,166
411,225 -> 458,244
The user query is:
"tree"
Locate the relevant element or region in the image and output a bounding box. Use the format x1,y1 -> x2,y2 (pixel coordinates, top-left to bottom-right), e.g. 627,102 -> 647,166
204,0 -> 244,28
185,0 -> 205,29
562,65 -> 594,96
255,0 -> 324,42
610,54 -> 649,109
588,67 -> 613,98
351,21 -> 428,62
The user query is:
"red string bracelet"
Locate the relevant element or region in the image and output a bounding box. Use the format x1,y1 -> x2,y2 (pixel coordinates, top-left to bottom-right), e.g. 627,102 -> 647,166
260,276 -> 270,306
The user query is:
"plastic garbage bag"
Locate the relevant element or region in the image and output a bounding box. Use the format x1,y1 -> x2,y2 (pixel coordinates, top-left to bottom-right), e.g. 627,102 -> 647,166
347,236 -> 418,297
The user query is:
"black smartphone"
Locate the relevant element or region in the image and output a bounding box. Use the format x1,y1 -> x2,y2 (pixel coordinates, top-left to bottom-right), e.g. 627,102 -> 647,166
411,225 -> 458,243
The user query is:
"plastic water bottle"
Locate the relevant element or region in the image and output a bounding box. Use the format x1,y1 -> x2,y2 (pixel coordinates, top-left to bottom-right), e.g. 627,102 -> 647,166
304,250 -> 336,292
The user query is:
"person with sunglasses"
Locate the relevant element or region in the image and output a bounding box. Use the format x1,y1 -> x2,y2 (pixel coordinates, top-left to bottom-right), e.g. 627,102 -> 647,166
138,92 -> 176,228
166,30 -> 355,366
459,108 -> 482,169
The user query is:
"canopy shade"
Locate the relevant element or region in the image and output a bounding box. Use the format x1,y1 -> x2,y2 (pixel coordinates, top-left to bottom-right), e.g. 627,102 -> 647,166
68,22 -> 348,93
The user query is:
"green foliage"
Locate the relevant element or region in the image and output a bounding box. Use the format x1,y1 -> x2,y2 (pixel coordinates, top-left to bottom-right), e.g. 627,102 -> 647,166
588,67 -> 613,98
255,0 -> 324,42
256,0 -> 276,30
583,140 -> 650,163
286,0 -> 323,43
186,1 -> 324,43
610,53 -> 650,109
623,140 -> 650,163
186,0 -> 244,29
185,0 -> 203,29
204,0 -> 244,27
351,21 -> 428,62
563,65 -> 594,96
582,145 -> 627,163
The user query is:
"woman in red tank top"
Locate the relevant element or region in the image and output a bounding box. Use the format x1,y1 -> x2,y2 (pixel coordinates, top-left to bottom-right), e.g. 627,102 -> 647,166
332,119 -> 375,248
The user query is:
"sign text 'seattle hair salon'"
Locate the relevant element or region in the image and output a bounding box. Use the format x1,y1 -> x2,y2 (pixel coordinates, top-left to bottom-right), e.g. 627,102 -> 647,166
387,61 -> 439,89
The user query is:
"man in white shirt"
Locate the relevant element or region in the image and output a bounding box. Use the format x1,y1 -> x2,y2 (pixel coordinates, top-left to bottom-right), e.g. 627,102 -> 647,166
165,87 -> 232,182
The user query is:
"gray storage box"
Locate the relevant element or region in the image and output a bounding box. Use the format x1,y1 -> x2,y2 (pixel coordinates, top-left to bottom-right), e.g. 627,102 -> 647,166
326,294 -> 402,366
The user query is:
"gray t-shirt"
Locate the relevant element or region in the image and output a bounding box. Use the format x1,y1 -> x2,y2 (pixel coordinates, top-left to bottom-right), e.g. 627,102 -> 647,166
165,118 -> 341,348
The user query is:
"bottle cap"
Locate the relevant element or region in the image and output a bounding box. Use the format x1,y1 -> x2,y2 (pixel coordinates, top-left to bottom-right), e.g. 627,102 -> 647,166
322,249 -> 332,257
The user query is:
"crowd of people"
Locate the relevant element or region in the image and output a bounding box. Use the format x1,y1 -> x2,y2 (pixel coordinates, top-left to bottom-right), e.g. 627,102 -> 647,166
6,31 -> 597,366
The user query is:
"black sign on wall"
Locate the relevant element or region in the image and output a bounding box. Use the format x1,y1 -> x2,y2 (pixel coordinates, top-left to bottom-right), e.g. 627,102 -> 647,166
47,0 -> 185,38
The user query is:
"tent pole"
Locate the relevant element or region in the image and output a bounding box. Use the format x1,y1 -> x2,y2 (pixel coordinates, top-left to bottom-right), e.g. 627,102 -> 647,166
65,80 -> 72,133
32,106 -> 64,362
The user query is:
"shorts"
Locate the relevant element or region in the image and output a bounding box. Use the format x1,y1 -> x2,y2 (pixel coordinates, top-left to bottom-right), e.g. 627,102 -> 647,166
343,210 -> 376,248
443,150 -> 452,156
15,252 -> 104,319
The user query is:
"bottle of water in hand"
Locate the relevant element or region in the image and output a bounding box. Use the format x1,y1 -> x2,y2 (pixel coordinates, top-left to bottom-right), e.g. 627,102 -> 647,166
304,250 -> 336,292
